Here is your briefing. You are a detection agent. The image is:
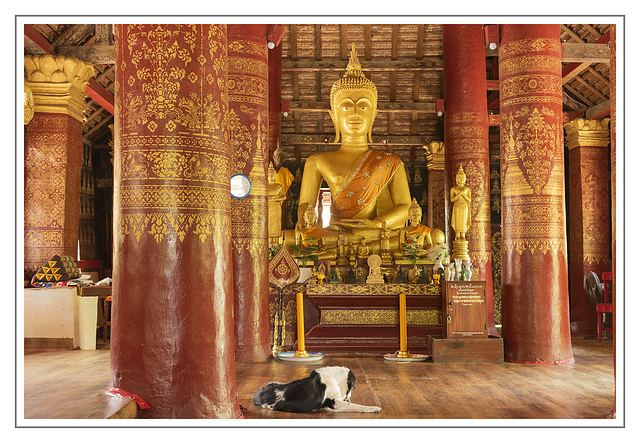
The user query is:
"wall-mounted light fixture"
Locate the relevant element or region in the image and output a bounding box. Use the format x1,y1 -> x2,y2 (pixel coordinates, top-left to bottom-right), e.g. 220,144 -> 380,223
267,25 -> 285,49
484,25 -> 499,51
436,99 -> 445,117
281,99 -> 290,117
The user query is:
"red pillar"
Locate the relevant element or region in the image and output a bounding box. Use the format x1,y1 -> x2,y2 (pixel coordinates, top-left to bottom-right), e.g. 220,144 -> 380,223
24,55 -> 95,280
110,24 -> 241,418
442,24 -> 495,333
228,25 -> 272,361
565,118 -> 611,337
268,40 -> 283,160
610,23 -> 617,418
499,24 -> 573,363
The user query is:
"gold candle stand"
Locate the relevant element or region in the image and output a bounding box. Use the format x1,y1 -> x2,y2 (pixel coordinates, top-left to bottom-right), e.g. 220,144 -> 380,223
397,292 -> 412,358
294,292 -> 309,357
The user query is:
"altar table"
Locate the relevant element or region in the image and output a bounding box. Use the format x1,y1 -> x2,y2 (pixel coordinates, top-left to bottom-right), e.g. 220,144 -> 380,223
269,282 -> 443,354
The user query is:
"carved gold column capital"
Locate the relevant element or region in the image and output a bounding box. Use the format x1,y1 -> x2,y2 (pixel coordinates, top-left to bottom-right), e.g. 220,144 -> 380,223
424,141 -> 445,170
564,118 -> 611,150
24,54 -> 95,123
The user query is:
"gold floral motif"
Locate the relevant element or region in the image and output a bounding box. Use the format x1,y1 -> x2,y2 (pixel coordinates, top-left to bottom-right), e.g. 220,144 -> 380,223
448,111 -> 484,124
513,108 -> 561,195
307,282 -> 441,297
500,74 -> 561,100
120,147 -> 231,184
491,231 -> 502,324
228,39 -> 266,56
117,212 -> 229,244
228,56 -> 268,77
499,38 -> 561,58
321,309 -> 441,326
120,186 -> 230,210
228,75 -> 268,106
499,55 -> 561,77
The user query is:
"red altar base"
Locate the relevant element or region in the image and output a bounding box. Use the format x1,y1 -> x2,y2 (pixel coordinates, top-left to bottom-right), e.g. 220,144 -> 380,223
269,282 -> 443,355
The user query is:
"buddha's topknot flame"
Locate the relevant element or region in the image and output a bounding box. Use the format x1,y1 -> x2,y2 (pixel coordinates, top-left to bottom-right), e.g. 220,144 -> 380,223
330,43 -> 378,111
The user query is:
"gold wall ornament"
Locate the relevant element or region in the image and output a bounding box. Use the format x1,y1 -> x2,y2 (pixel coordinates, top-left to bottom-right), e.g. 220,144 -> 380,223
424,141 -> 445,171
24,84 -> 34,125
24,54 -> 95,122
320,308 -> 441,326
564,118 -> 611,150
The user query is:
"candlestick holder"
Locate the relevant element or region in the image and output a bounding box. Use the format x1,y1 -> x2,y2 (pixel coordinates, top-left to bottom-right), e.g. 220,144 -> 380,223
383,292 -> 429,362
276,291 -> 324,362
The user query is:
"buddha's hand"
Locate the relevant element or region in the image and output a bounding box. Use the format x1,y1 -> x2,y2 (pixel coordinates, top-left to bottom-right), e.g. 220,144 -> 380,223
335,218 -> 383,231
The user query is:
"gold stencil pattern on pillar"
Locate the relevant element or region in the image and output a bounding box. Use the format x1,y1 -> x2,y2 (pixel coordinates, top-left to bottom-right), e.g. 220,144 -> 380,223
117,24 -> 230,244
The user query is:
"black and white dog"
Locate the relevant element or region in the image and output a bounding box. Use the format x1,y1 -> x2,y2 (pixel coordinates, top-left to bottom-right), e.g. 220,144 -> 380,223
252,366 -> 381,413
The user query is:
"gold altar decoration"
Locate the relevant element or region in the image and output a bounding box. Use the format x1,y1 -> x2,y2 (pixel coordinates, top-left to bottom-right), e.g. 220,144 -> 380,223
24,54 -> 95,123
24,84 -> 34,125
269,240 -> 300,354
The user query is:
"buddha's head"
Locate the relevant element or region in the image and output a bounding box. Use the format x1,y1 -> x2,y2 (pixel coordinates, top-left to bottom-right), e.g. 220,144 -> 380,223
268,162 -> 277,183
303,206 -> 317,226
408,198 -> 422,225
329,43 -> 378,143
455,165 -> 467,186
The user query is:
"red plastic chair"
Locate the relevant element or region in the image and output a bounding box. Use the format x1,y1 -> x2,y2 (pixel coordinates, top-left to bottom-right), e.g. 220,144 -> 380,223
596,271 -> 613,341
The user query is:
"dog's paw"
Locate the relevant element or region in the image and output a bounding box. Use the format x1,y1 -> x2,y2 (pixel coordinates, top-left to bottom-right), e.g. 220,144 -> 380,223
366,406 -> 381,413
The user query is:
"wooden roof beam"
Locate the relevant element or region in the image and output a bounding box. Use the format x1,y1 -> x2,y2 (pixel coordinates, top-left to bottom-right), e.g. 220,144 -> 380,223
282,58 -> 442,71
289,100 -> 436,113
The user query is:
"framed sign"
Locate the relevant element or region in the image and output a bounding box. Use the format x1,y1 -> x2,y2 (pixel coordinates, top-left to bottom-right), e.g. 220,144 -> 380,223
443,281 -> 487,339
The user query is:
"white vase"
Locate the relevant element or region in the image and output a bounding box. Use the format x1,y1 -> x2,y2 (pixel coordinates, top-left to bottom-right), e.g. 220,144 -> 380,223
444,263 -> 455,281
432,258 -> 444,276
463,262 -> 473,281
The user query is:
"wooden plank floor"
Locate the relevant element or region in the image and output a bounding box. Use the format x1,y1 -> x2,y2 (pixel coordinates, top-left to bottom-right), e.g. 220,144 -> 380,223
22,337 -> 615,420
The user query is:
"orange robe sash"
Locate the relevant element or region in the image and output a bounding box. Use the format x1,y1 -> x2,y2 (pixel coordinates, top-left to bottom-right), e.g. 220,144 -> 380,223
302,224 -> 327,248
405,224 -> 431,245
331,150 -> 403,219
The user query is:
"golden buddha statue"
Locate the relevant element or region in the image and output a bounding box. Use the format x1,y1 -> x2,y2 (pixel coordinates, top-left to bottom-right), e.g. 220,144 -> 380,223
356,237 -> 370,259
268,162 -> 286,243
294,44 -> 412,248
450,165 -> 471,241
395,198 -> 433,259
295,206 -> 327,253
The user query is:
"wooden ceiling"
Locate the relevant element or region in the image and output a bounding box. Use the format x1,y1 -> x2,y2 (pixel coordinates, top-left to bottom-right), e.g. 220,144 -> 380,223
23,23 -> 612,165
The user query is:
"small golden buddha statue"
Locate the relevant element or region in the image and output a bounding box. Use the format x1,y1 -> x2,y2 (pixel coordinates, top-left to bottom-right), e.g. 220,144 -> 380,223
356,237 -> 370,259
295,206 -> 327,252
450,165 -> 471,241
294,43 -> 412,247
395,198 -> 433,259
268,162 -> 286,242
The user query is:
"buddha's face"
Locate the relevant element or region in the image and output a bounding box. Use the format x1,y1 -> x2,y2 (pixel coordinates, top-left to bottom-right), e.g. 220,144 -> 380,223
268,168 -> 277,183
409,209 -> 422,225
333,89 -> 376,139
304,210 -> 317,225
456,173 -> 466,186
